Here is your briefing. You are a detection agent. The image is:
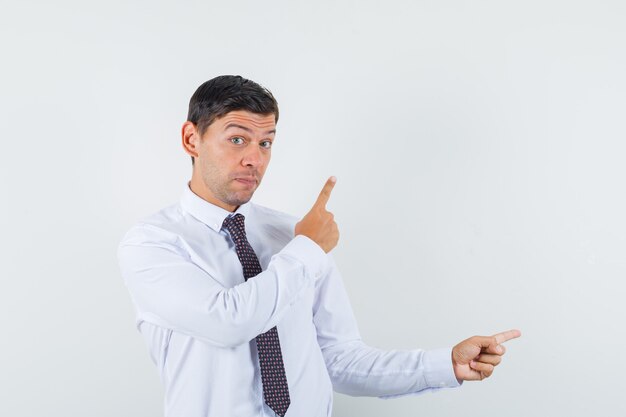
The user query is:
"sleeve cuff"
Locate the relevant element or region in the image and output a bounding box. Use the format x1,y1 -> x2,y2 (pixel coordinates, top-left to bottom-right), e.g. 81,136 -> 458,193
378,347 -> 462,400
422,347 -> 462,389
279,235 -> 329,281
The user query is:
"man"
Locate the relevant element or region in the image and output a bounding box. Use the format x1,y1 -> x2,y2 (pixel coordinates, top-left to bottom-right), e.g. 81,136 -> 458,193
118,75 -> 521,417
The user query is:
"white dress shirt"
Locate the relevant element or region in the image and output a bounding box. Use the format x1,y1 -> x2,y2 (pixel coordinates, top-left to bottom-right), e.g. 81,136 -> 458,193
117,183 -> 460,417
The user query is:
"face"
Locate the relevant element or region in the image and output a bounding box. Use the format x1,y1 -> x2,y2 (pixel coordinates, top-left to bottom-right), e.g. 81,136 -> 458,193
183,110 -> 276,211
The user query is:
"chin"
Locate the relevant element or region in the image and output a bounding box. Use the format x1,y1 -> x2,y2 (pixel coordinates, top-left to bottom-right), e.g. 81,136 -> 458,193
226,192 -> 254,206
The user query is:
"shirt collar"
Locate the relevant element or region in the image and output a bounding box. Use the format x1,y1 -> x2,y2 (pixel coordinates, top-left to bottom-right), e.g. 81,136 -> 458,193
180,182 -> 252,233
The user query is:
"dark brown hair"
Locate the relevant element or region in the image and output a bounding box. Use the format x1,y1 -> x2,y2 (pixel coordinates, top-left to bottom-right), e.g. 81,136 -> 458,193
187,75 -> 279,164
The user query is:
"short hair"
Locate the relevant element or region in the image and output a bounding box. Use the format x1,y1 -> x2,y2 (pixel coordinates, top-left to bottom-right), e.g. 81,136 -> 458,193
187,75 -> 279,164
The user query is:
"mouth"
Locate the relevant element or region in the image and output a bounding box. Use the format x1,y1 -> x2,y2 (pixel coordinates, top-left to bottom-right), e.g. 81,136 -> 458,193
234,177 -> 257,187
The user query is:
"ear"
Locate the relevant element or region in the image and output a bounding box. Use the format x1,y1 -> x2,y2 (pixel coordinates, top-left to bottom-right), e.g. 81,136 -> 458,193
181,121 -> 200,159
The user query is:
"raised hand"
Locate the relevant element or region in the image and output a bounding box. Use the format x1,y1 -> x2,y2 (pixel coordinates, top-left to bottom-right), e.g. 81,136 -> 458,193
295,176 -> 339,253
452,329 -> 521,381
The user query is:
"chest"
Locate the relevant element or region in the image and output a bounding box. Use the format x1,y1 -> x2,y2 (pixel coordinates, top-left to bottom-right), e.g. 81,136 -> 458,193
181,224 -> 292,289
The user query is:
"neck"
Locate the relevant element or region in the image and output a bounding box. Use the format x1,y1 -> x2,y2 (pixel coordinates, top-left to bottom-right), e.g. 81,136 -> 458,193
189,173 -> 238,212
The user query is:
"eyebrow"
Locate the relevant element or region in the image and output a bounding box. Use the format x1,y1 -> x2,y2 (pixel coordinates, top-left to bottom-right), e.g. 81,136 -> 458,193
224,123 -> 276,135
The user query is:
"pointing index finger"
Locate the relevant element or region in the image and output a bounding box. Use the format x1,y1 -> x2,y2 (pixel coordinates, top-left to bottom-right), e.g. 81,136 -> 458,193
493,329 -> 522,345
314,176 -> 337,209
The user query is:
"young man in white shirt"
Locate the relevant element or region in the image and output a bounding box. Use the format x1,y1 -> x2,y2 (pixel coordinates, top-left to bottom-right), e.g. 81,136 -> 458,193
118,75 -> 520,417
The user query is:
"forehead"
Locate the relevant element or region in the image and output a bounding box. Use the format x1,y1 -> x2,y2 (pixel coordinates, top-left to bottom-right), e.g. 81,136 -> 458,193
214,110 -> 276,131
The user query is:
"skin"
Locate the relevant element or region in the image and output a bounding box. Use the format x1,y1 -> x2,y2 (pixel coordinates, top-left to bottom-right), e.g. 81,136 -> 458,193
452,329 -> 522,381
181,109 -> 520,382
182,110 -> 277,212
294,176 -> 339,253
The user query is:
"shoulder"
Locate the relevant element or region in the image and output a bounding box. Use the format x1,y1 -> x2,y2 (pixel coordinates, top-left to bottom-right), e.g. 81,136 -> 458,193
249,202 -> 299,240
119,203 -> 184,247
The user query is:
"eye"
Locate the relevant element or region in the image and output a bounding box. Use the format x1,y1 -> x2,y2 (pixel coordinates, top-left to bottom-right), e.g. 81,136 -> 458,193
260,140 -> 273,149
230,136 -> 244,145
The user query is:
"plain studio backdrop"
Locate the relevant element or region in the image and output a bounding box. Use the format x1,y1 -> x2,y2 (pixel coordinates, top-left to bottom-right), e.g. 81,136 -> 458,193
1,0 -> 624,416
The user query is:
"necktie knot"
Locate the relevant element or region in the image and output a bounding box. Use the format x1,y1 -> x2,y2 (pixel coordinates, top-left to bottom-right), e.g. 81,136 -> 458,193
222,213 -> 247,241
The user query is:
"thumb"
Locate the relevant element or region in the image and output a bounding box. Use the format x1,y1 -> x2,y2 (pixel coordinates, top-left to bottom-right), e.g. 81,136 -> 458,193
474,336 -> 504,354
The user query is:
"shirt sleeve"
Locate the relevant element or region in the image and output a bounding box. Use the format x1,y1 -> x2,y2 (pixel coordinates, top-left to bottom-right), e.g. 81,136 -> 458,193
312,254 -> 461,397
118,223 -> 328,348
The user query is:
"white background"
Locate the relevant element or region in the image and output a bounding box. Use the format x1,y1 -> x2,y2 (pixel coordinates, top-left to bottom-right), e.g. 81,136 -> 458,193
1,0 -> 625,416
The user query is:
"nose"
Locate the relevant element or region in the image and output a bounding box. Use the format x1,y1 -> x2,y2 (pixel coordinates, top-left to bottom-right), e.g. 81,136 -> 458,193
241,143 -> 263,167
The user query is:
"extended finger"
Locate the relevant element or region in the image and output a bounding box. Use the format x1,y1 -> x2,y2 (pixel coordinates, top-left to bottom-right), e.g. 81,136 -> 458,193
475,354 -> 502,366
493,329 -> 522,345
470,361 -> 495,378
313,176 -> 337,210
